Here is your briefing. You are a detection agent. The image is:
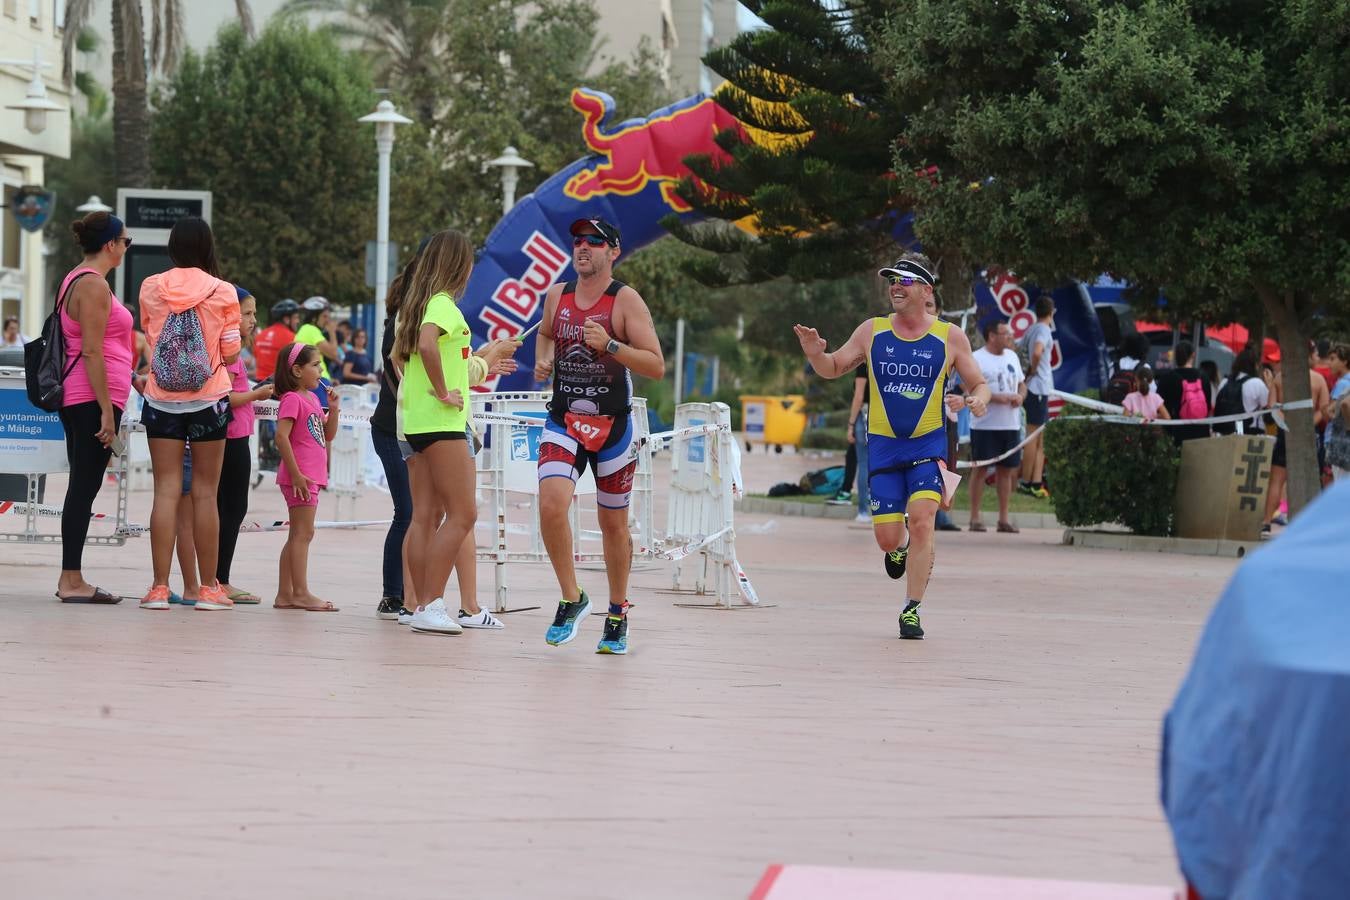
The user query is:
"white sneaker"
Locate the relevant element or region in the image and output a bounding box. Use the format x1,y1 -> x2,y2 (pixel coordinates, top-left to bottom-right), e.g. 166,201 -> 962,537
855,512 -> 870,523
408,599 -> 463,635
458,608 -> 505,629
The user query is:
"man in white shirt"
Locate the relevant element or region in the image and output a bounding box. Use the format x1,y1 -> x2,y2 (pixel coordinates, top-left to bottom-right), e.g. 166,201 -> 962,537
969,320 -> 1026,533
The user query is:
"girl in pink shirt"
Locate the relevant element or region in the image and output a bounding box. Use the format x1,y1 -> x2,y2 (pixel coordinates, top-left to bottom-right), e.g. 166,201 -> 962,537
1122,366 -> 1171,421
273,343 -> 340,612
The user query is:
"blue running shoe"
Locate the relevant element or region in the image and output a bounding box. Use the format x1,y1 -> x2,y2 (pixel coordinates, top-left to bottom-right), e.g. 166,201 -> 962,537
545,591 -> 591,646
596,610 -> 628,655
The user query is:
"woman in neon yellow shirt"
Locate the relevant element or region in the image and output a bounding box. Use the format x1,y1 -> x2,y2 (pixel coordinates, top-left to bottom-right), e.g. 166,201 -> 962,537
295,298 -> 340,407
392,230 -> 481,635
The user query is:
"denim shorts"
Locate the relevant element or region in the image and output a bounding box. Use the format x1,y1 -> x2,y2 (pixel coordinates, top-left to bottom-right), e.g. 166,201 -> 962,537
143,397 -> 230,442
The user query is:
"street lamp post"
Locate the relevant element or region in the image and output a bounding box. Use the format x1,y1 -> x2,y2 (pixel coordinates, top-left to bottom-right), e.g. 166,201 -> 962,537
75,195 -> 113,214
358,99 -> 412,362
1,50 -> 63,135
485,146 -> 535,216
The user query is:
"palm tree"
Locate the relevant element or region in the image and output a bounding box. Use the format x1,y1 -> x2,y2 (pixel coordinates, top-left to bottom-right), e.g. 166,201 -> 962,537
60,1 -> 256,188
279,0 -> 450,122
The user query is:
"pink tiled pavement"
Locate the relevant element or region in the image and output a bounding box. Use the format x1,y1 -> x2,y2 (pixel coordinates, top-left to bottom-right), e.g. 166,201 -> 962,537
0,449 -> 1233,898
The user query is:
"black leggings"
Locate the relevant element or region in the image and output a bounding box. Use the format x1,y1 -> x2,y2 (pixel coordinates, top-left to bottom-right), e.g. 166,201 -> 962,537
842,441 -> 858,493
215,436 -> 252,584
59,402 -> 122,571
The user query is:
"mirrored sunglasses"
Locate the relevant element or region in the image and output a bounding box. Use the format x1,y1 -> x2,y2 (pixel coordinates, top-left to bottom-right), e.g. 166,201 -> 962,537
885,274 -> 921,286
573,235 -> 608,247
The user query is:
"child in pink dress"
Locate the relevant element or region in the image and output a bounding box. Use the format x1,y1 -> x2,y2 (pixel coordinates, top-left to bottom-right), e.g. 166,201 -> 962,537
1122,365 -> 1171,421
272,343 -> 340,612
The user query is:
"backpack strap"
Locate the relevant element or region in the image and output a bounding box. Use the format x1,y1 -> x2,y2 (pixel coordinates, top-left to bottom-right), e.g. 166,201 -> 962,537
57,271 -> 98,381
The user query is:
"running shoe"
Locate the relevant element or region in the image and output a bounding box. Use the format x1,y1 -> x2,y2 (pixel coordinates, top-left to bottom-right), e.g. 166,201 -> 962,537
545,590 -> 591,646
458,608 -> 505,630
1029,485 -> 1050,500
854,511 -> 870,523
376,596 -> 403,621
409,599 -> 463,635
596,610 -> 628,655
1017,481 -> 1036,496
140,585 -> 172,610
899,600 -> 924,640
884,544 -> 909,580
195,584 -> 234,611
826,490 -> 853,506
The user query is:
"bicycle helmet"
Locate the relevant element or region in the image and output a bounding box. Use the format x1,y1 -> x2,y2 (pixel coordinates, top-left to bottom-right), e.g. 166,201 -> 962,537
270,298 -> 299,318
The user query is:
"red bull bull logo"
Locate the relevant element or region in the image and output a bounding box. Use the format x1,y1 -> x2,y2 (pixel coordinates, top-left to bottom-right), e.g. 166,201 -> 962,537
563,88 -> 745,213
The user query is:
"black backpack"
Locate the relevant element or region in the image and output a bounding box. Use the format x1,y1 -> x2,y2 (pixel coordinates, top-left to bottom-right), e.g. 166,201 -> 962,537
1212,374 -> 1250,435
1103,367 -> 1136,405
24,271 -> 94,411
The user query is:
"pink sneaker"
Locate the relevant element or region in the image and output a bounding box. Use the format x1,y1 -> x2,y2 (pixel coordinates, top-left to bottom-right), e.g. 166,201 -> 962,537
140,585 -> 172,610
195,584 -> 234,611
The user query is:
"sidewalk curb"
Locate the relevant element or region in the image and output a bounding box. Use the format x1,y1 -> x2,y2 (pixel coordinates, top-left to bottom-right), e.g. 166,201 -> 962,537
1062,528 -> 1260,558
737,496 -> 1060,530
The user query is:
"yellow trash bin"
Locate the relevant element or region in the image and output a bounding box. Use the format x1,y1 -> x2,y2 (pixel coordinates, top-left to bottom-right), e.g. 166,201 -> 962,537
739,394 -> 807,452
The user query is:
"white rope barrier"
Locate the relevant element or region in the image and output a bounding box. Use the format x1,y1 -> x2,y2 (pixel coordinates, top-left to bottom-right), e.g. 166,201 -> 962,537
1052,389 -> 1313,430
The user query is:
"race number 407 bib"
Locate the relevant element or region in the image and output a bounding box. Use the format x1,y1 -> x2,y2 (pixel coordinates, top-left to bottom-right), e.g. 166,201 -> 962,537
564,412 -> 615,452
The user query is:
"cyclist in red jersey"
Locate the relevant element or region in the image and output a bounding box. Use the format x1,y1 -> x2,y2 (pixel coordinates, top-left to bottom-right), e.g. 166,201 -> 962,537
253,298 -> 299,381
533,217 -> 665,655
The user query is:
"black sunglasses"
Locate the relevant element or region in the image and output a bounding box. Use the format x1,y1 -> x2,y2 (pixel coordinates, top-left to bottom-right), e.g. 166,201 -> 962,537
573,235 -> 608,248
116,236 -> 133,248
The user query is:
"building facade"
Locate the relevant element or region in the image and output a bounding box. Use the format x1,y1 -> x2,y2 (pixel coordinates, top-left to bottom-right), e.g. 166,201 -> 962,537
0,0 -> 71,341
591,0 -> 739,96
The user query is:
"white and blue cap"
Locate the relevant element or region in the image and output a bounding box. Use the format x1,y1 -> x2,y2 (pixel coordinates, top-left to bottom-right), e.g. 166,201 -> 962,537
878,258 -> 936,286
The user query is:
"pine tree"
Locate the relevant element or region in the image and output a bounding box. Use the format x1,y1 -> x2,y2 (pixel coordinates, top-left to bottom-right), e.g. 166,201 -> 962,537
667,0 -> 908,287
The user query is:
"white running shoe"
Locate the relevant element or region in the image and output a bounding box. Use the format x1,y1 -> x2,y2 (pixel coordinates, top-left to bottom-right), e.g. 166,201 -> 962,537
458,608 -> 505,630
854,512 -> 870,523
408,599 -> 463,635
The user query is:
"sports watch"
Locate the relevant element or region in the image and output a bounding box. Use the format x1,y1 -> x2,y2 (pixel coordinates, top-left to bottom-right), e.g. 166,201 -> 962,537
606,338 -> 621,355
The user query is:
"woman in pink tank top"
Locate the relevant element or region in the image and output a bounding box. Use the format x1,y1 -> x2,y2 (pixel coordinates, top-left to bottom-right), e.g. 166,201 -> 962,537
55,211 -> 134,604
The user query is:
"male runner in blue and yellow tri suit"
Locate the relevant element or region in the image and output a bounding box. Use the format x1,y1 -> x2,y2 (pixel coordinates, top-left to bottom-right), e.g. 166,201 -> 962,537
794,253 -> 991,639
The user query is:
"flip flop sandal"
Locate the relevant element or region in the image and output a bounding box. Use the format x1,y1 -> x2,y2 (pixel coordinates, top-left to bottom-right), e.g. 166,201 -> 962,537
273,601 -> 339,611
227,590 -> 262,604
969,522 -> 988,533
997,522 -> 1021,534
55,587 -> 122,604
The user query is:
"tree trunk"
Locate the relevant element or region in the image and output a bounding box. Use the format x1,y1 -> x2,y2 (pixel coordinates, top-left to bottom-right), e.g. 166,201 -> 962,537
111,1 -> 150,188
1260,288 -> 1319,517
935,246 -> 973,322
1240,306 -> 1265,356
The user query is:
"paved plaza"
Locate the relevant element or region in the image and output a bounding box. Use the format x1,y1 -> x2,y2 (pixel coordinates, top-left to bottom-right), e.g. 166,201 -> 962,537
0,449 -> 1236,898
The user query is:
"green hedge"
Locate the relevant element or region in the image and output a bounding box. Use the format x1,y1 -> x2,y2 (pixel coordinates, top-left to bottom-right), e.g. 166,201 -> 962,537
1043,418 -> 1180,536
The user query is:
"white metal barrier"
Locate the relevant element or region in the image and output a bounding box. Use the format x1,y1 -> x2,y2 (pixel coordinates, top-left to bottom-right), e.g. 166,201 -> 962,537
0,366 -> 132,546
2,370 -> 752,613
663,402 -> 757,608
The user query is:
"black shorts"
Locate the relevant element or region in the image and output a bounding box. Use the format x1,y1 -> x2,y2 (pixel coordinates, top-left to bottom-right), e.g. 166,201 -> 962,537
405,430 -> 467,453
971,429 -> 1023,469
1024,392 -> 1050,425
1271,428 -> 1287,468
142,398 -> 230,442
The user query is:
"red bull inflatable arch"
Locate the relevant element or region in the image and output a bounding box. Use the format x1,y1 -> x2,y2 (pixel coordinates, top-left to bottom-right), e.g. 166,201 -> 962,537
461,87 -> 745,392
